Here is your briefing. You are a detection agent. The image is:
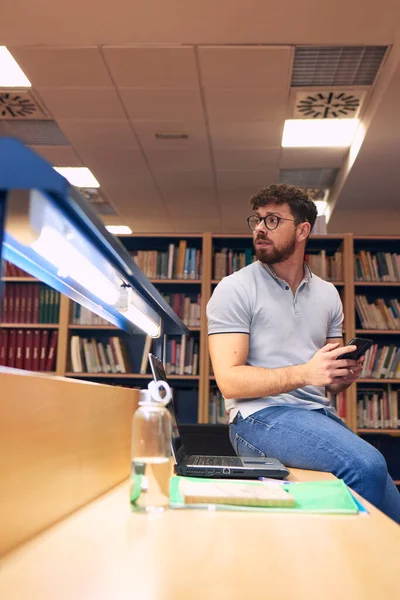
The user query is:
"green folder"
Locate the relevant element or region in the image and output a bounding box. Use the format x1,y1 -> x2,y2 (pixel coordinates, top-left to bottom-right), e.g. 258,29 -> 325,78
169,476 -> 360,515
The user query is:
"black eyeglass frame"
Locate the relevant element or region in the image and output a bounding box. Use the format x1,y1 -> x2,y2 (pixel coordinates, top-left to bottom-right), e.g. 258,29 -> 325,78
247,214 -> 296,231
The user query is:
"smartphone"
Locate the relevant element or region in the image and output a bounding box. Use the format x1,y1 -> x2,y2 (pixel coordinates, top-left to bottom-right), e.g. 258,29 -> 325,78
336,337 -> 374,360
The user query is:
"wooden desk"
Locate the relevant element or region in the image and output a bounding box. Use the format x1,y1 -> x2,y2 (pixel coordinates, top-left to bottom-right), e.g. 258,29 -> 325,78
1,468 -> 399,600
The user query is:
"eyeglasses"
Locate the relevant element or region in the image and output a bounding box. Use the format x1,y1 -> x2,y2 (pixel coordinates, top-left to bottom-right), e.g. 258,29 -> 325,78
247,214 -> 295,231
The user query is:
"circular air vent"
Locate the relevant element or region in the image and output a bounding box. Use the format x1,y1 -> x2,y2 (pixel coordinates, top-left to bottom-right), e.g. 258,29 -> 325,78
294,91 -> 363,119
0,92 -> 42,118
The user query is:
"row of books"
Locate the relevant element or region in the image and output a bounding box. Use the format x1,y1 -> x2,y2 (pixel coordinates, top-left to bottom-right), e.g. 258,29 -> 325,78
355,295 -> 400,330
361,344 -> 400,379
70,335 -> 130,374
71,302 -> 110,326
357,389 -> 400,429
131,241 -> 201,279
161,293 -> 201,327
328,391 -> 347,420
0,329 -> 58,372
165,336 -> 199,376
355,251 -> 400,282
209,389 -> 229,424
2,261 -> 30,278
305,251 -> 343,281
213,248 -> 254,280
1,283 -> 60,324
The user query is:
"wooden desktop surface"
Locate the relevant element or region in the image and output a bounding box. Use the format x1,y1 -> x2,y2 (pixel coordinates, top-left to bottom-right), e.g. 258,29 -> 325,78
1,468 -> 400,600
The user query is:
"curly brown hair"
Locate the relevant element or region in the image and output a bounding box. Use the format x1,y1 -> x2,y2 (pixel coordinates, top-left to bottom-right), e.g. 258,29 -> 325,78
250,184 -> 318,230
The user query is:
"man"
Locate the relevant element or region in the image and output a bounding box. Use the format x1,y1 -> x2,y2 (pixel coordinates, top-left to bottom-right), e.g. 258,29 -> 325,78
207,184 -> 400,523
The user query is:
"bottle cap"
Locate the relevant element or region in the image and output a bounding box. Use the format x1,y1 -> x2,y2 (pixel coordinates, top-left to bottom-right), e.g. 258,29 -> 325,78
139,380 -> 172,407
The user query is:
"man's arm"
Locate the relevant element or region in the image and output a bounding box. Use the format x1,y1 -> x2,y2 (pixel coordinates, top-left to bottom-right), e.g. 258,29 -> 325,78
325,337 -> 362,393
209,333 -> 358,400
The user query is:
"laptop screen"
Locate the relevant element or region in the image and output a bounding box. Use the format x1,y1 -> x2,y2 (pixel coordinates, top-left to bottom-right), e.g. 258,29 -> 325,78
148,353 -> 185,463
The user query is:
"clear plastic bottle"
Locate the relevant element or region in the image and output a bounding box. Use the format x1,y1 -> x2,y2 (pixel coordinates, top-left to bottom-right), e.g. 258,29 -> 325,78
131,380 -> 172,513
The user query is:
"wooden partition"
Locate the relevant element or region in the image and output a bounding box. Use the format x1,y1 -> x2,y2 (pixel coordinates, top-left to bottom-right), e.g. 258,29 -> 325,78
0,369 -> 139,557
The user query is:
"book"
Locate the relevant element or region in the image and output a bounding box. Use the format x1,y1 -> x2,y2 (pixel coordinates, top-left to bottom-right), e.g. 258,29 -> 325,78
169,477 -> 360,514
179,479 -> 295,508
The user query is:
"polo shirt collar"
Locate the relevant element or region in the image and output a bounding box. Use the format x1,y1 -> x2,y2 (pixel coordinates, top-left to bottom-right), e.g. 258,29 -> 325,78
260,261 -> 313,284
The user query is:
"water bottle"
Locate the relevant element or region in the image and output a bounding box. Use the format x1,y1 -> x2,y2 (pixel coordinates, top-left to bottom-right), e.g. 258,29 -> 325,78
131,379 -> 172,513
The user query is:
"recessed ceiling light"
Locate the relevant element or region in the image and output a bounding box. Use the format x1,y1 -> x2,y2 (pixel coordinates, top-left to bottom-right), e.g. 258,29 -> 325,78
282,119 -> 360,148
106,226 -> 132,235
0,47 -> 31,87
54,167 -> 100,188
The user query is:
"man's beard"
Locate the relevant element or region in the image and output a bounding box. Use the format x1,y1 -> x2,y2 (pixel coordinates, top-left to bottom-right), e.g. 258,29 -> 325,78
254,234 -> 297,265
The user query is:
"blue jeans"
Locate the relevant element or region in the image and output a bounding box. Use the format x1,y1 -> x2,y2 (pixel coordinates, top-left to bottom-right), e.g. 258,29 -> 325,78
230,406 -> 400,524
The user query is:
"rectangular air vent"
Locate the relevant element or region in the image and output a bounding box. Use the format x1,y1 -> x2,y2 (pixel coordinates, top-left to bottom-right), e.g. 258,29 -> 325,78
154,132 -> 188,140
292,46 -> 388,87
80,188 -> 118,216
0,120 -> 69,146
280,168 -> 338,189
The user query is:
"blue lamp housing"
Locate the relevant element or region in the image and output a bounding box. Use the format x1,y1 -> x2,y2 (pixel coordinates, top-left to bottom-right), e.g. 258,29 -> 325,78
0,138 -> 189,337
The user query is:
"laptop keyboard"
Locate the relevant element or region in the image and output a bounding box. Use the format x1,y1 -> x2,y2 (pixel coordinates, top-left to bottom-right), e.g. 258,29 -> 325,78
192,456 -> 242,467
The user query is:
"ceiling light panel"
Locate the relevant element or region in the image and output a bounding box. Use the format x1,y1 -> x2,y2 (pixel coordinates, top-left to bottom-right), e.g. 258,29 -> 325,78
0,47 -> 31,87
54,167 -> 100,188
282,119 -> 359,147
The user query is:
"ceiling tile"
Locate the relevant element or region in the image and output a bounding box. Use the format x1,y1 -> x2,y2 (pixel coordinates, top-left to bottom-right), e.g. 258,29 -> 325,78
280,147 -> 347,169
10,47 -> 113,88
209,120 -> 284,148
58,120 -> 138,148
166,201 -> 219,220
145,148 -> 212,172
120,88 -> 204,121
32,145 -> 83,166
103,46 -> 198,88
205,88 -> 288,121
163,188 -> 217,205
199,46 -> 293,89
36,88 -> 126,119
104,191 -> 166,213
154,170 -> 214,191
218,190 -> 256,215
214,148 -> 281,170
133,120 -> 208,149
216,170 -> 280,191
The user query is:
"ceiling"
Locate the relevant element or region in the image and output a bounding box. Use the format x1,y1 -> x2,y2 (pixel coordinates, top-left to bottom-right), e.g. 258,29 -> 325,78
1,0 -> 400,233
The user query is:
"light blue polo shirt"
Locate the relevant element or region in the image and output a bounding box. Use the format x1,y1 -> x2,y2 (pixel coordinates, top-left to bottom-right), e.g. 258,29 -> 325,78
206,261 -> 344,421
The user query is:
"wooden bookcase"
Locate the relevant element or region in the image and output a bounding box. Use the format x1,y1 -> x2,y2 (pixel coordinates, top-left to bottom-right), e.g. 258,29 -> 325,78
2,233 -> 399,454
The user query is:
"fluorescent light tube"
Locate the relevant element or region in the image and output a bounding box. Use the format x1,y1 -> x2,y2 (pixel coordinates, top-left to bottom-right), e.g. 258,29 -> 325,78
106,226 -> 132,235
124,304 -> 160,338
282,119 -> 360,148
0,47 -> 31,87
116,286 -> 161,338
54,167 -> 100,188
31,226 -> 121,305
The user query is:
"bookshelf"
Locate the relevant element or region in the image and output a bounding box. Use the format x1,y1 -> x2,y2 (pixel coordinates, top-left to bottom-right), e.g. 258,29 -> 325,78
2,234 -> 399,430
351,236 -> 400,485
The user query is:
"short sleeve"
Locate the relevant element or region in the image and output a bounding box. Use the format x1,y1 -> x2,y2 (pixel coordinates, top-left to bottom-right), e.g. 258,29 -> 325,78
327,286 -> 344,338
206,276 -> 251,335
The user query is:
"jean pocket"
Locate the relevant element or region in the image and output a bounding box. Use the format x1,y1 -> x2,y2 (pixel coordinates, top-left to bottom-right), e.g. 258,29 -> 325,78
234,433 -> 266,458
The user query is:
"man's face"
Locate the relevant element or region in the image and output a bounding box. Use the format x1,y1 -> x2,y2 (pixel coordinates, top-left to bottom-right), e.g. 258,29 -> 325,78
252,203 -> 298,265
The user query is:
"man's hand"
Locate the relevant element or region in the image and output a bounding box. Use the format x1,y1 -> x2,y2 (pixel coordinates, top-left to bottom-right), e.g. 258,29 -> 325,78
332,355 -> 364,386
303,342 -> 359,387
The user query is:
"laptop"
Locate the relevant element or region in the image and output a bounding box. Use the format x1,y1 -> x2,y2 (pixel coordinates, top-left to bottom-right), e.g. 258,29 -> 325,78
148,353 -> 290,480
